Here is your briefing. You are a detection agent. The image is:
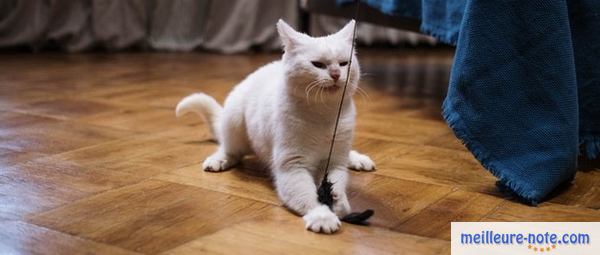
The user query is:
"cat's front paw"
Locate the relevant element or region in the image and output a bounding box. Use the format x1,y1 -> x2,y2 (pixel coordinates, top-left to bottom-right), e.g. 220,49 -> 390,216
348,150 -> 376,171
303,205 -> 341,234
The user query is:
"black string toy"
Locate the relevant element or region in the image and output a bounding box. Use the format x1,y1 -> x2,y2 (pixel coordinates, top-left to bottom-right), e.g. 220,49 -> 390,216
317,1 -> 374,225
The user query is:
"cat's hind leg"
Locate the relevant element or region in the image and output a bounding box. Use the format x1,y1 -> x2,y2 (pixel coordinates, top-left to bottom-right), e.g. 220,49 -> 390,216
202,147 -> 239,172
348,150 -> 376,171
202,110 -> 249,172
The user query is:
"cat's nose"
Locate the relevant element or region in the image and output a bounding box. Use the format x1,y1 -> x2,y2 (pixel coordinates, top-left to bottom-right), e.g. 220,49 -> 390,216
330,70 -> 340,81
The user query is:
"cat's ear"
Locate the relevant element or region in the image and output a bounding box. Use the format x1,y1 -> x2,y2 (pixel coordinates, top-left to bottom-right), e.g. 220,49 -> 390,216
333,19 -> 356,44
277,19 -> 309,51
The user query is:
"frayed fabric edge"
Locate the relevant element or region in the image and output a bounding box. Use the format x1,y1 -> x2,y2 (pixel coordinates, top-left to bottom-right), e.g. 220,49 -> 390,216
420,24 -> 458,46
442,100 -> 542,205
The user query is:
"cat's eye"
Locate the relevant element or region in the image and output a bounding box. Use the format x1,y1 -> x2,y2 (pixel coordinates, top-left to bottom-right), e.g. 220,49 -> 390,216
311,61 -> 326,69
340,61 -> 349,67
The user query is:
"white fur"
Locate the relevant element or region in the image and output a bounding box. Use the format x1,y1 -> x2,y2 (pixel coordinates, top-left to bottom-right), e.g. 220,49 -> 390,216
303,205 -> 341,234
175,20 -> 375,234
348,150 -> 376,171
176,93 -> 222,139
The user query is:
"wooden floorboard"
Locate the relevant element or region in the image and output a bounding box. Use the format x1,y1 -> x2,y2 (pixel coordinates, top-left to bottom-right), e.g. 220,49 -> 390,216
0,220 -> 139,255
1,50 -> 598,254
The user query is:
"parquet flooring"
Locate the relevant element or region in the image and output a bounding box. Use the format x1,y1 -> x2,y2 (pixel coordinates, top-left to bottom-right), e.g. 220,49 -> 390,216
1,50 -> 598,254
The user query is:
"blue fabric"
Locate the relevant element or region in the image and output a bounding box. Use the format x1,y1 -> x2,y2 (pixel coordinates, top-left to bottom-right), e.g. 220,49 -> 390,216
339,0 -> 600,204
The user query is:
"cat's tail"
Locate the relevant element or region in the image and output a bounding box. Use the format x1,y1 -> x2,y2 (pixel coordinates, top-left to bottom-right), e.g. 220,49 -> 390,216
175,93 -> 223,141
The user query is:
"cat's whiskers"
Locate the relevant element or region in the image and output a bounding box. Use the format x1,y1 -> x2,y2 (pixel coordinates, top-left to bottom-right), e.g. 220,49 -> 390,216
314,82 -> 327,105
355,85 -> 371,102
305,80 -> 324,104
318,84 -> 326,105
306,79 -> 332,106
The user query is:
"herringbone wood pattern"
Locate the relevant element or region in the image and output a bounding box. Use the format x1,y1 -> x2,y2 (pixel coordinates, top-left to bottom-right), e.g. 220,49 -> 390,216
1,50 -> 598,254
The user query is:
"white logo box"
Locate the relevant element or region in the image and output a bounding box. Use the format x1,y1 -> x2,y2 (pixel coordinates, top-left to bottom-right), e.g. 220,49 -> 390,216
451,222 -> 599,255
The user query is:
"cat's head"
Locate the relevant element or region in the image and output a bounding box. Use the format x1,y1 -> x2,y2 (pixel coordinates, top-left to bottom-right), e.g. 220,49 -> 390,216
277,19 -> 360,102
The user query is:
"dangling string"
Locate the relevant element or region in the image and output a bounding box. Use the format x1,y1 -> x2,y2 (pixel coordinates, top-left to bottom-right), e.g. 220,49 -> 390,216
317,0 -> 374,225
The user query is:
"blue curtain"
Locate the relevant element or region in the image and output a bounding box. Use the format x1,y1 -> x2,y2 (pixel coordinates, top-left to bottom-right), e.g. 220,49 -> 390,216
340,0 -> 600,204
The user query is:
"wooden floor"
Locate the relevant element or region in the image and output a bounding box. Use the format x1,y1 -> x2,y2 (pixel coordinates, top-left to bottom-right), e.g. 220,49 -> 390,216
1,50 -> 598,254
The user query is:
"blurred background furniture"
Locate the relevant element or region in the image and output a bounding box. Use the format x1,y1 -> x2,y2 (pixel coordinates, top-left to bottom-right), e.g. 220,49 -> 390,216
0,0 -> 435,53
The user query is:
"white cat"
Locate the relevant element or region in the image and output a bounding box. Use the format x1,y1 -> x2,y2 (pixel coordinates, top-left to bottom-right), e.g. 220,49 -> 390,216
176,19 -> 375,234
